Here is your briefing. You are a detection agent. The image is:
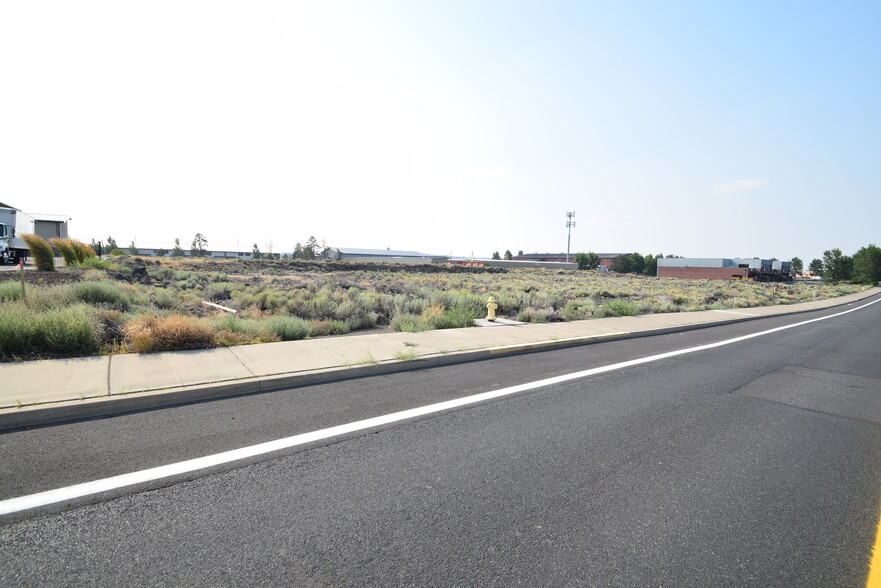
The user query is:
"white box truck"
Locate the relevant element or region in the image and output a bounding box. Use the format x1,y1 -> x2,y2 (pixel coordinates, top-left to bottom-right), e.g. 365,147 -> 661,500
0,207 -> 36,264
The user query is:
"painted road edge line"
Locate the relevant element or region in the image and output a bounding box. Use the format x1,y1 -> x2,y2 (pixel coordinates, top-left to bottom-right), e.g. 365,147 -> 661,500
2,295 -> 880,517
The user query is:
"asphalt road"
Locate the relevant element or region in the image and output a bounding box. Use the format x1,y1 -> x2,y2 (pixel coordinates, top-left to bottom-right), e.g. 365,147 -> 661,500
2,297 -> 881,586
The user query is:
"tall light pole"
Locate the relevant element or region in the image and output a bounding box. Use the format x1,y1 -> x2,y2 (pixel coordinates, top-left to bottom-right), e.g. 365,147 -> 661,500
565,211 -> 575,262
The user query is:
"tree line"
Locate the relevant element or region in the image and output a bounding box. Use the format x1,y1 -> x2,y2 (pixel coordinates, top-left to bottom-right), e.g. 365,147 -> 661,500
491,250 -> 523,260
795,245 -> 881,284
91,234 -> 337,261
574,252 -> 680,274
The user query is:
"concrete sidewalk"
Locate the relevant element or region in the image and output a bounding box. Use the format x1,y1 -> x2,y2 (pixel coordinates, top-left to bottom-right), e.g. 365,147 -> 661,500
2,287 -> 878,431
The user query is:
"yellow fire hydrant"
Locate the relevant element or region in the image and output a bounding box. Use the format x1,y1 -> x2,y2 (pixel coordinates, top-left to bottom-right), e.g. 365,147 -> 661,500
486,296 -> 498,321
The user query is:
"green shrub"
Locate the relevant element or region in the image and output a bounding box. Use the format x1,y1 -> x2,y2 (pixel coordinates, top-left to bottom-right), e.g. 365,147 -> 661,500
604,299 -> 638,316
75,257 -> 113,269
561,300 -> 597,320
0,302 -> 101,357
212,315 -> 267,337
20,234 -> 55,271
517,307 -> 553,323
390,313 -> 431,332
345,311 -> 378,331
423,305 -> 480,329
71,281 -> 138,310
266,316 -> 311,340
334,299 -> 366,321
148,266 -> 176,281
204,281 -> 241,301
305,295 -> 337,318
0,282 -> 23,302
153,288 -> 180,310
21,284 -> 76,311
308,319 -> 351,336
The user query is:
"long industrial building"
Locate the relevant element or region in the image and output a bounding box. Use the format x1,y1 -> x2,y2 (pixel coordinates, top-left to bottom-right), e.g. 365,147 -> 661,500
657,258 -> 792,281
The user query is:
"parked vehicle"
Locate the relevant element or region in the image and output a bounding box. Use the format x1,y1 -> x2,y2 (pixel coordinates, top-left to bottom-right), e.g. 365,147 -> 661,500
0,207 -> 35,265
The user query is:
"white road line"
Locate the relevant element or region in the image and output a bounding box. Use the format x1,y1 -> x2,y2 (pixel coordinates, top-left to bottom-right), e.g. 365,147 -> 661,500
2,296 -> 879,516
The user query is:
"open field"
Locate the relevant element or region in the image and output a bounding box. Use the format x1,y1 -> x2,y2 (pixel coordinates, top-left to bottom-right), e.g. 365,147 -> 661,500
0,257 -> 869,361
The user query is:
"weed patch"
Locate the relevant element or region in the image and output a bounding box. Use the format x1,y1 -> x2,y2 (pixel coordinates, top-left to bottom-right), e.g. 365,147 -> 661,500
124,314 -> 215,353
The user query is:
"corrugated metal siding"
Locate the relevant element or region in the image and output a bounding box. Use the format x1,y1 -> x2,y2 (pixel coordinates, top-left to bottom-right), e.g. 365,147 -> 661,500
658,258 -> 735,268
34,221 -> 66,240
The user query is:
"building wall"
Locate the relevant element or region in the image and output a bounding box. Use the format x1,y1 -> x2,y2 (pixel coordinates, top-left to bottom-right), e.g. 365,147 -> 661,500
34,221 -> 67,240
657,267 -> 749,280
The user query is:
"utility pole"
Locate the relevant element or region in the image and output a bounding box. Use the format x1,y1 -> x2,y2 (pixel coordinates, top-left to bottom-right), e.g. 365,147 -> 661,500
565,211 -> 575,262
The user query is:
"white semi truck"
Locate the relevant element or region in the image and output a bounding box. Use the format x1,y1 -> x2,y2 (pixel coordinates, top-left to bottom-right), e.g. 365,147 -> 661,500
0,207 -> 36,265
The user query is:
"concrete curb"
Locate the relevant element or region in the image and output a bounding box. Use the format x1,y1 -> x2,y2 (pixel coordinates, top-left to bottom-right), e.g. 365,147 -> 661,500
2,288 -> 878,431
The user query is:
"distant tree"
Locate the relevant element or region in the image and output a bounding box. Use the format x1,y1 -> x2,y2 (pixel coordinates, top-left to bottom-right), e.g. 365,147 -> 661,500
790,256 -> 803,275
252,243 -> 262,259
171,238 -> 184,257
191,233 -> 208,257
517,250 -> 523,256
304,236 -> 319,260
643,253 -> 659,276
808,258 -> 824,275
491,251 -> 501,260
612,252 -> 645,274
156,248 -> 167,258
853,244 -> 881,284
630,252 -> 646,273
575,251 -> 600,270
106,236 -> 118,251
503,250 -> 513,260
821,248 -> 853,282
128,241 -> 138,255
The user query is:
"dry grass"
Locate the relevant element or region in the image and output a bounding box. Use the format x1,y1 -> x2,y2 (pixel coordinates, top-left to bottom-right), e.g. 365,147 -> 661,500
52,238 -> 98,266
20,234 -> 55,270
0,257 -> 873,361
123,314 -> 215,353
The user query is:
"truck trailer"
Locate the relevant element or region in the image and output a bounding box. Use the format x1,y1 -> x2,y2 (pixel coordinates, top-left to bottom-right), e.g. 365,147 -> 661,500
0,207 -> 36,265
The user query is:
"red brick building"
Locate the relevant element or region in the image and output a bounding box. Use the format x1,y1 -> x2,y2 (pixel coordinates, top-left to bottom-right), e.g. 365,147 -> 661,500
657,258 -> 791,281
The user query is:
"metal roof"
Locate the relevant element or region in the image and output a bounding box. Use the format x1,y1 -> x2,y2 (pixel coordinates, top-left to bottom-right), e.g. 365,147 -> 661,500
516,252 -> 627,259
335,247 -> 437,258
30,213 -> 71,222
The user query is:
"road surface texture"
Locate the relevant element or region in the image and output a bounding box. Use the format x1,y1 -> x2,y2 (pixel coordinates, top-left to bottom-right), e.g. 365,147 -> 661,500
2,296 -> 881,586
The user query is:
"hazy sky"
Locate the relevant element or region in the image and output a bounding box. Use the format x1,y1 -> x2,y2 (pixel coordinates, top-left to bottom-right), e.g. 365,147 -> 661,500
2,1 -> 878,261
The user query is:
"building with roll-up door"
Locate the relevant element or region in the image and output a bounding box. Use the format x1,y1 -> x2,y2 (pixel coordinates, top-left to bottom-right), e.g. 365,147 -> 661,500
0,202 -> 71,242
32,214 -> 71,241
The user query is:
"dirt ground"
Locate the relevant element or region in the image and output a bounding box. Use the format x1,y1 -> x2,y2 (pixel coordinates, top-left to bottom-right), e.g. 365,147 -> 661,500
0,267 -> 86,286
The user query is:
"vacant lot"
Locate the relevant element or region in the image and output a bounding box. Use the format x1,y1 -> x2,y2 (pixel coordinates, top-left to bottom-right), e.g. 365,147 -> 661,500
0,257 -> 868,361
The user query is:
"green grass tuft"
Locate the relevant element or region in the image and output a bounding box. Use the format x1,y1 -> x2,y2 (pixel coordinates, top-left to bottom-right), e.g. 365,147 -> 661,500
0,302 -> 101,358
